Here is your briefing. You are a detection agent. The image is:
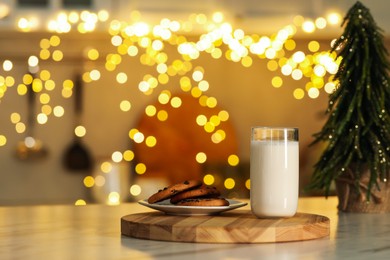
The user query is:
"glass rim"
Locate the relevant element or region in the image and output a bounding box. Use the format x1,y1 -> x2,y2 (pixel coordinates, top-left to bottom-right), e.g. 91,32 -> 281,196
251,126 -> 298,131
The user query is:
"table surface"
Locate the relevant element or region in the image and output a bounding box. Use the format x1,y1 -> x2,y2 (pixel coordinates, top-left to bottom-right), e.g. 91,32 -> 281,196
1,197 -> 390,260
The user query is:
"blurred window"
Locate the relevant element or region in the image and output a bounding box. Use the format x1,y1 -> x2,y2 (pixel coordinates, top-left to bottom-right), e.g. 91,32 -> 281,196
17,0 -> 49,7
62,0 -> 92,8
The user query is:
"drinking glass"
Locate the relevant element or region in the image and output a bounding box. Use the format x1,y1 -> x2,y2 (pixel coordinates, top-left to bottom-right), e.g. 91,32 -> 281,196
250,127 -> 299,218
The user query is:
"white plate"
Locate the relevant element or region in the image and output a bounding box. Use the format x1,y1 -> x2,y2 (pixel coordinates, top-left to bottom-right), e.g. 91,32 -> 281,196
138,199 -> 247,216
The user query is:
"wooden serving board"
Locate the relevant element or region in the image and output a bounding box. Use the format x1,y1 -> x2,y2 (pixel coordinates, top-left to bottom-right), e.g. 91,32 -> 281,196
121,210 -> 330,243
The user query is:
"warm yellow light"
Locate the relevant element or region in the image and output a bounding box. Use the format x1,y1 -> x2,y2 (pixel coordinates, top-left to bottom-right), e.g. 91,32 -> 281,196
40,49 -> 50,60
203,174 -> 215,185
32,79 -> 43,92
265,48 -> 276,59
180,76 -> 192,92
218,110 -> 229,121
211,132 -> 222,144
108,192 -> 120,205
308,41 -> 320,52
75,199 -> 87,206
196,115 -> 207,126
75,125 -> 86,137
291,69 -> 303,80
127,45 -> 138,57
68,12 -> 79,24
101,161 -> 112,173
52,50 -> 64,61
228,154 -> 239,166
198,80 -> 210,92
198,95 -> 208,107
224,178 -> 235,189
241,56 -> 253,67
90,70 -> 101,81
315,17 -> 327,29
10,113 -> 21,123
4,76 -> 14,87
293,15 -> 305,26
281,64 -> 292,76
245,179 -> 250,190
293,88 -> 305,100
15,122 -> 26,133
24,137 -> 36,148
41,105 -> 52,115
145,136 -> 157,147
210,115 -> 220,127
156,53 -> 168,64
0,135 -> 6,146
87,48 -> 99,60
39,93 -> 50,104
204,122 -> 215,133
95,175 -> 105,187
130,184 -> 142,196
145,105 -> 157,117
111,151 -> 123,163
158,91 -> 171,104
157,110 -> 168,121
63,79 -> 74,90
123,150 -> 135,161
128,128 -> 139,139
116,72 -> 127,84
83,176 -> 95,188
325,82 -> 336,94
196,152 -> 207,164
292,51 -> 305,63
206,97 -> 217,108
284,39 -> 296,51
27,56 -> 39,69
53,106 -> 65,117
120,100 -> 131,112
98,10 -> 110,22
211,48 -> 222,59
158,73 -> 169,85
314,64 -> 326,77
0,3 -> 10,19
271,76 -> 283,88
170,97 -> 182,108
192,70 -> 203,82
133,132 -> 145,143
3,60 -> 12,71
17,84 -> 27,96
133,22 -> 150,37
138,81 -> 150,92
135,163 -> 146,174
111,35 -> 122,46
308,87 -> 320,99
213,129 -> 226,142
18,18 -> 31,31
302,20 -> 315,33
212,12 -> 224,23
327,12 -> 342,25
37,113 -> 48,124
157,63 -> 167,74
152,39 -> 163,51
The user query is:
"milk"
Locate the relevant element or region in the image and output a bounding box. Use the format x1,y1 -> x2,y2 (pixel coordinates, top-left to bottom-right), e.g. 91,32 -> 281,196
250,140 -> 299,217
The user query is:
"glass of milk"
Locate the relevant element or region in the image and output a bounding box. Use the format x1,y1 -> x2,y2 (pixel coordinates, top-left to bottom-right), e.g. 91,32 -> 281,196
250,127 -> 299,218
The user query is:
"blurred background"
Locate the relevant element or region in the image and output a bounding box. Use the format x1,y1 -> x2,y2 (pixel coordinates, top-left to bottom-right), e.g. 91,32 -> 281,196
0,0 -> 389,205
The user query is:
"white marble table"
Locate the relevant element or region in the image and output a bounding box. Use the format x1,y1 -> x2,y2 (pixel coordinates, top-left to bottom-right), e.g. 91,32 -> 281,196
1,197 -> 390,259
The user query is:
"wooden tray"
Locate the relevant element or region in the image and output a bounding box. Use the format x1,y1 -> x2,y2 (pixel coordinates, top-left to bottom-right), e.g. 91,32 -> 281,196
121,210 -> 330,243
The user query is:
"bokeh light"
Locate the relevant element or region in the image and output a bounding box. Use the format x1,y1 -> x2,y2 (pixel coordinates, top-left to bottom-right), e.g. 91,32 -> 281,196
2,7 -> 343,205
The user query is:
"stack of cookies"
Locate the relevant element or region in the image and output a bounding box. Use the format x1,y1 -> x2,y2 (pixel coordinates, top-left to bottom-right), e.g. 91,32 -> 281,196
147,180 -> 229,206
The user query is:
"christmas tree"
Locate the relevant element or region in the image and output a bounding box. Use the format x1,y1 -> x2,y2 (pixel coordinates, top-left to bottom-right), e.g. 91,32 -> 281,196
308,1 -> 390,201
